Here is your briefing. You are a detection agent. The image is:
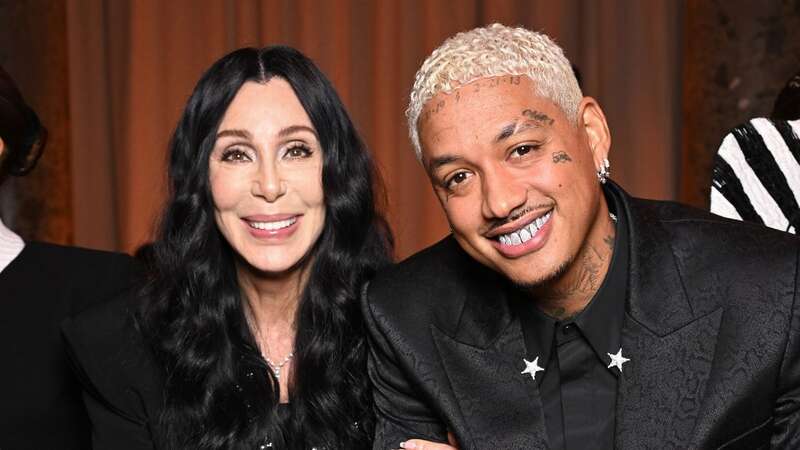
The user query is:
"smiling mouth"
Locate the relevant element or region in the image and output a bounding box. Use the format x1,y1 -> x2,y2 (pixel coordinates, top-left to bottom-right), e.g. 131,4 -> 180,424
495,210 -> 552,246
246,217 -> 297,231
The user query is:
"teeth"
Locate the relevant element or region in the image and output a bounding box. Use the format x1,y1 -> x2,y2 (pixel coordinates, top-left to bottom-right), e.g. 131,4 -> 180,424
248,217 -> 296,231
498,211 -> 552,246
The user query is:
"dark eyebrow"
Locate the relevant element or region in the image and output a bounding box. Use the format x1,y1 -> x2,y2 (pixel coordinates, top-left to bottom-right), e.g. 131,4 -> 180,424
215,125 -> 318,141
278,125 -> 318,139
426,154 -> 463,176
494,120 -> 543,144
494,122 -> 517,143
216,129 -> 252,140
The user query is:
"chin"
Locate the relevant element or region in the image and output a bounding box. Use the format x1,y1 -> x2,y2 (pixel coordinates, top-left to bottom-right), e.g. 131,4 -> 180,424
499,255 -> 573,291
239,253 -> 302,277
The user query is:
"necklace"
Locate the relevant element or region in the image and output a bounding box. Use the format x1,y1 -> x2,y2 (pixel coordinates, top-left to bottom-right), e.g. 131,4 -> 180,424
245,306 -> 295,380
264,352 -> 294,379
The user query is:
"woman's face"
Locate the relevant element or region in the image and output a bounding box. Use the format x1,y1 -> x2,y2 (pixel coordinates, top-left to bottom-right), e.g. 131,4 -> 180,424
209,79 -> 325,276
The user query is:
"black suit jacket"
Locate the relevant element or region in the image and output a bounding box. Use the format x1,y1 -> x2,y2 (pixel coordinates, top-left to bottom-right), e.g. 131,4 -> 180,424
62,291 -> 165,450
363,185 -> 800,450
0,242 -> 136,450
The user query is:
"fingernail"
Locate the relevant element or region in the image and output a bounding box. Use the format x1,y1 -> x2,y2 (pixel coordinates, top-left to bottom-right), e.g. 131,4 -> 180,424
400,442 -> 416,449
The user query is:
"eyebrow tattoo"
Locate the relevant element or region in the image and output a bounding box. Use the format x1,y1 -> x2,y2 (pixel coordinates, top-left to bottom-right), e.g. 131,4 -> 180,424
522,109 -> 555,126
493,119 -> 546,143
494,123 -> 517,143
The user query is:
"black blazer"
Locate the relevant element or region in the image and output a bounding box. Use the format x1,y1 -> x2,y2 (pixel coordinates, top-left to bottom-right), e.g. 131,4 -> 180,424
0,242 -> 136,450
62,291 -> 164,449
363,184 -> 800,450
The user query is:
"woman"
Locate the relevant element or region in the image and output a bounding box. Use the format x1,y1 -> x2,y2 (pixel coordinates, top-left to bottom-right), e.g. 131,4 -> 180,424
0,66 -> 136,449
65,46 -> 391,449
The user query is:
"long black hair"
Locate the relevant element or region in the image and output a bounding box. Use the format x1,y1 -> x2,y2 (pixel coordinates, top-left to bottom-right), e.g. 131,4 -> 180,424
137,46 -> 392,449
0,65 -> 46,182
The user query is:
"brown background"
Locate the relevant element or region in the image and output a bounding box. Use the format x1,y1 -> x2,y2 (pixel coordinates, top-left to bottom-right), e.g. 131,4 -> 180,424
0,0 -> 798,259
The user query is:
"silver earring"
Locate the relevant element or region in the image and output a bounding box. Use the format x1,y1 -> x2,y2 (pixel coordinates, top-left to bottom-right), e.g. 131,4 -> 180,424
596,158 -> 610,184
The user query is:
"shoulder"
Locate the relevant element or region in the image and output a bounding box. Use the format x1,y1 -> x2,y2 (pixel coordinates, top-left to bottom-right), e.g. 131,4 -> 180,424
632,198 -> 799,306
62,290 -> 161,426
368,237 -> 465,303
635,197 -> 799,261
365,236 -> 498,330
26,242 -> 140,310
26,241 -> 136,273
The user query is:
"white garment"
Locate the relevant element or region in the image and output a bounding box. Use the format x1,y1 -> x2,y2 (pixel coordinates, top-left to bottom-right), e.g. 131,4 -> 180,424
710,118 -> 800,234
0,218 -> 24,274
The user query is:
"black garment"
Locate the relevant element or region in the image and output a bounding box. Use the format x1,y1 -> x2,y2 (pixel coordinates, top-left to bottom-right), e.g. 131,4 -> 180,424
62,290 -> 363,449
363,182 -> 800,450
515,188 -> 629,450
0,242 -> 136,450
63,292 -> 163,449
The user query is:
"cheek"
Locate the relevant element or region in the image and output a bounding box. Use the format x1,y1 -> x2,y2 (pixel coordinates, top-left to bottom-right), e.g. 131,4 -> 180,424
287,166 -> 324,207
441,195 -> 480,233
209,169 -> 244,213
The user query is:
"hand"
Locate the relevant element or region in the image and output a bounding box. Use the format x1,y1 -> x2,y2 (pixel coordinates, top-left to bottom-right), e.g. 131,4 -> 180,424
396,432 -> 459,450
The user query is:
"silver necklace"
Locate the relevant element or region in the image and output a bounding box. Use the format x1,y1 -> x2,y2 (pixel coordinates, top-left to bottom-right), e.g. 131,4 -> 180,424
245,306 -> 295,380
264,352 -> 294,379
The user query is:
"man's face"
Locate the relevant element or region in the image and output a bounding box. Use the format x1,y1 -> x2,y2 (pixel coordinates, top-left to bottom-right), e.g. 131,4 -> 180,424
418,75 -> 610,287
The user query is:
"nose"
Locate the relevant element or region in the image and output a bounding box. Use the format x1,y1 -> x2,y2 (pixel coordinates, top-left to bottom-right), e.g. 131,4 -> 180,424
251,159 -> 286,202
481,165 -> 527,219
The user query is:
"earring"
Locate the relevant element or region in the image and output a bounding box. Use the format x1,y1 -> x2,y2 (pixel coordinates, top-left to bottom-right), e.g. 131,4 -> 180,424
596,158 -> 610,184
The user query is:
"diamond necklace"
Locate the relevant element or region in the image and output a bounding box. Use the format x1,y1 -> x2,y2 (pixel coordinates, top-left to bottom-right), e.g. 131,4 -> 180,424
264,352 -> 294,380
245,306 -> 294,380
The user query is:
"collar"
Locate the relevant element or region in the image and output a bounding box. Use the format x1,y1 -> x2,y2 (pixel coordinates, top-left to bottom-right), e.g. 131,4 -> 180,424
0,218 -> 24,274
442,180 -> 693,349
515,184 -> 630,382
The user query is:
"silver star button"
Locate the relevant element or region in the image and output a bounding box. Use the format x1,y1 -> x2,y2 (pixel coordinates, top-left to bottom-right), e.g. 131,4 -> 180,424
521,357 -> 544,380
607,347 -> 630,373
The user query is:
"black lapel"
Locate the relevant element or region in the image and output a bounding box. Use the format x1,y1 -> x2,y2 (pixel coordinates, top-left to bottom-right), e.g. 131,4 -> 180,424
611,184 -> 723,449
431,256 -> 549,449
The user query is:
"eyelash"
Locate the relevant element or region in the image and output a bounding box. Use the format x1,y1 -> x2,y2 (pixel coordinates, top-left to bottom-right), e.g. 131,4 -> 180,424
440,142 -> 543,191
283,143 -> 313,159
510,143 -> 542,158
443,171 -> 472,191
219,143 -> 314,162
220,148 -> 251,162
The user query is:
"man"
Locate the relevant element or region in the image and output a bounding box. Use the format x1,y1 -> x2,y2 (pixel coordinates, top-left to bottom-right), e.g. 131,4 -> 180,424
0,65 -> 137,449
364,24 -> 800,449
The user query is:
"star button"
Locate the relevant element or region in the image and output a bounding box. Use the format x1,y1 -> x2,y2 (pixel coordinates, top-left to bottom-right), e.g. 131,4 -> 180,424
521,357 -> 544,381
607,347 -> 630,373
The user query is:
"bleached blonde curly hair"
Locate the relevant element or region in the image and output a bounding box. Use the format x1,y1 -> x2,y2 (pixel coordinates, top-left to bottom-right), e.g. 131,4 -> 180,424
406,23 -> 583,161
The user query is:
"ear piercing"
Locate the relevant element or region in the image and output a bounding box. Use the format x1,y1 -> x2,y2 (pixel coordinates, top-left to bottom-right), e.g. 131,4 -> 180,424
596,158 -> 610,184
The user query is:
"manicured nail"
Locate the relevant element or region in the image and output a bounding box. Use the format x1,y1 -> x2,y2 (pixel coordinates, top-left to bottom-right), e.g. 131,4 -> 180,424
400,441 -> 416,449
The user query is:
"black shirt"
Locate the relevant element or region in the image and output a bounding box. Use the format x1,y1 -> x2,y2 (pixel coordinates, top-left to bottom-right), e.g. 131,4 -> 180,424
515,189 -> 629,450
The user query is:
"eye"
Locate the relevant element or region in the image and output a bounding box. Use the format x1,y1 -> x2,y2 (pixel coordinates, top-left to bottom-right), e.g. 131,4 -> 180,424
220,148 -> 252,162
510,144 -> 540,159
284,143 -> 313,159
444,171 -> 473,190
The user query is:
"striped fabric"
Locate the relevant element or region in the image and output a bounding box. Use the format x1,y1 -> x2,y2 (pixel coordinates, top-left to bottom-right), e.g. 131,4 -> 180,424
711,118 -> 800,234
0,218 -> 24,274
